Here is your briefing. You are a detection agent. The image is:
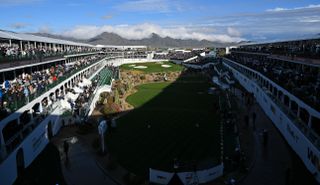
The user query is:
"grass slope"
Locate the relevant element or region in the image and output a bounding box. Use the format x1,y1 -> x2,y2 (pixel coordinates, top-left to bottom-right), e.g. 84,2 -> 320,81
120,61 -> 184,73
106,75 -> 221,177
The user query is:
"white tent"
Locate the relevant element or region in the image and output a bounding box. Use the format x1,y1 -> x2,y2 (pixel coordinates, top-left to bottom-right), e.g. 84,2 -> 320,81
74,86 -> 84,93
78,82 -> 85,87
66,92 -> 79,102
60,99 -> 72,110
82,78 -> 92,86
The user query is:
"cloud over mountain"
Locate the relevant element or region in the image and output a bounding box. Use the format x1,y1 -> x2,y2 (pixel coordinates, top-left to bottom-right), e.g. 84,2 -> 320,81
62,23 -> 243,43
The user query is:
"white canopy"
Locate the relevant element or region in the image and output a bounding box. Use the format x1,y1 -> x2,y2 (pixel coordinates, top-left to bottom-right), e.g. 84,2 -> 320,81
78,82 -> 85,88
74,87 -> 84,93
66,92 -> 79,102
82,78 -> 92,86
60,99 -> 72,110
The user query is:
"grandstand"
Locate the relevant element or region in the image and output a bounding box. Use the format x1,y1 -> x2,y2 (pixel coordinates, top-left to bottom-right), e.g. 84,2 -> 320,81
224,38 -> 320,183
92,66 -> 116,86
0,26 -> 319,185
0,30 -> 133,185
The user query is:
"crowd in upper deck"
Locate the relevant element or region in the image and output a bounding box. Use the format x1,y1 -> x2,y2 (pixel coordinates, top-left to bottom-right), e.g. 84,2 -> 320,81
226,52 -> 320,111
231,38 -> 320,60
0,55 -> 104,119
0,42 -> 98,63
153,50 -> 204,61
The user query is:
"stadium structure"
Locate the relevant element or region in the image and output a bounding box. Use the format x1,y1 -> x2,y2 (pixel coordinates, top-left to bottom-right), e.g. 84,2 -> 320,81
0,29 -> 319,185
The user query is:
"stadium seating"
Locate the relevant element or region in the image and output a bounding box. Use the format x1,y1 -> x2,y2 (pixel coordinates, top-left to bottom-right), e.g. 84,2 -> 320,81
226,52 -> 320,111
0,55 -> 105,120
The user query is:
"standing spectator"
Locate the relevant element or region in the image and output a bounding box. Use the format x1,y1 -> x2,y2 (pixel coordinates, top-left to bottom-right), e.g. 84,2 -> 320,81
0,89 -> 2,108
285,168 -> 291,185
262,129 -> 269,146
23,86 -> 29,103
252,112 -> 256,130
4,80 -> 10,91
63,140 -> 70,160
244,115 -> 249,128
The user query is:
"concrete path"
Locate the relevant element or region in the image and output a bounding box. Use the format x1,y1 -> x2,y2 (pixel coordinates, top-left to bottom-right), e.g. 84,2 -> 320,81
240,103 -> 291,185
53,133 -> 118,185
235,89 -> 316,185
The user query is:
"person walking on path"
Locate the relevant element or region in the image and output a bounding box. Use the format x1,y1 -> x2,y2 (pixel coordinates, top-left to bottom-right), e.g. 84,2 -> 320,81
244,115 -> 249,128
63,140 -> 70,161
262,129 -> 269,146
285,168 -> 291,185
252,112 -> 256,131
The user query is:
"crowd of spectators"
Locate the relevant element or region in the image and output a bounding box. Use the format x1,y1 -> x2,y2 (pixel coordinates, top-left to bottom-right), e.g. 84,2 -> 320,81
124,51 -> 147,58
184,57 -> 217,65
0,42 -> 98,63
0,55 -> 104,119
153,50 -> 204,61
226,53 -> 320,111
72,64 -> 118,119
232,38 -> 320,59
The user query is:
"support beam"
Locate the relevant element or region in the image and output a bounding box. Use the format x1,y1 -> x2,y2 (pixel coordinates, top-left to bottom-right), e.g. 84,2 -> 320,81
20,41 -> 23,51
308,115 -> 312,128
0,133 -> 7,161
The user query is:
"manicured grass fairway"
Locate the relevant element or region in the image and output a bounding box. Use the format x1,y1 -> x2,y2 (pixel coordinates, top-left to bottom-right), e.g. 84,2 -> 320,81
106,75 -> 222,177
120,61 -> 184,73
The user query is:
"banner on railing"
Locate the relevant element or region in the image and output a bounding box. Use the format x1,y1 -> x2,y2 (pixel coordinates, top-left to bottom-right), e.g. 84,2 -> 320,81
149,168 -> 174,184
177,164 -> 224,184
149,164 -> 223,185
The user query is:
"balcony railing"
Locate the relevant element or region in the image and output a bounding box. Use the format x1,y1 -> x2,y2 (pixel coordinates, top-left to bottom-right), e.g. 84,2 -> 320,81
0,58 -> 112,163
0,51 -> 102,70
2,56 -> 106,114
0,61 -> 117,163
223,59 -> 320,149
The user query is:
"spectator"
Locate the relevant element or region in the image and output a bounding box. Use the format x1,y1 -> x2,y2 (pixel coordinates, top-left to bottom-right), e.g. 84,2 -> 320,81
63,140 -> 69,160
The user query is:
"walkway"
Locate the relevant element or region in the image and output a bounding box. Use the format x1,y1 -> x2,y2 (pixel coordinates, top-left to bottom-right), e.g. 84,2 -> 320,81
51,87 -> 317,185
52,128 -> 119,185
235,89 -> 316,185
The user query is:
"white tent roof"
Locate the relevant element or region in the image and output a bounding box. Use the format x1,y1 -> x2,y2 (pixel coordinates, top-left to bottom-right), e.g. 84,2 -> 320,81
66,92 -> 79,101
82,78 -> 92,86
60,99 -> 72,110
74,87 -> 84,93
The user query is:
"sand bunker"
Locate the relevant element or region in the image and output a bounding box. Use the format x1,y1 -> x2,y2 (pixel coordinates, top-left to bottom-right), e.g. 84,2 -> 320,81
134,66 -> 148,69
161,64 -> 171,68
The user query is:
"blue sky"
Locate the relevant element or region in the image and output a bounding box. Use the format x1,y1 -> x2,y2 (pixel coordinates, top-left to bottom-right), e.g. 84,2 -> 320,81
0,0 -> 320,43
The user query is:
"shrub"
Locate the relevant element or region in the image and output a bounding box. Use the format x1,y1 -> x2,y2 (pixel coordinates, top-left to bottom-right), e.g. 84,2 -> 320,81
140,75 -> 146,80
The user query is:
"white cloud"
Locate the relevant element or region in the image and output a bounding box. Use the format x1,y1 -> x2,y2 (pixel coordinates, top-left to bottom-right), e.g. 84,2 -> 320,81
227,27 -> 241,37
61,23 -> 243,43
267,4 -> 320,12
299,16 -> 320,23
202,5 -> 320,41
38,25 -> 52,33
266,7 -> 288,12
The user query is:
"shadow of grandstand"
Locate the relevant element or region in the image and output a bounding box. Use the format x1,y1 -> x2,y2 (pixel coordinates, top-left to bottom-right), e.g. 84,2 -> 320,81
4,66 -> 317,185
97,67 -> 231,178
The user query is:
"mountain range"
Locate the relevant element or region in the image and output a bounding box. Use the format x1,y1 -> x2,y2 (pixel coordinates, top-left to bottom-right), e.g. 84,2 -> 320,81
34,32 -> 239,48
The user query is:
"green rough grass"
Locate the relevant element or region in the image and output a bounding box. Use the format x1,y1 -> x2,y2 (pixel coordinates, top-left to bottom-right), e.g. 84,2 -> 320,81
120,61 -> 184,73
106,74 -> 222,177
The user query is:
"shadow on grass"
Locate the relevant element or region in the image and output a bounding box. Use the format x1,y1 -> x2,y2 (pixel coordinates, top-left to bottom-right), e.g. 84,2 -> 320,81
103,67 -> 236,178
